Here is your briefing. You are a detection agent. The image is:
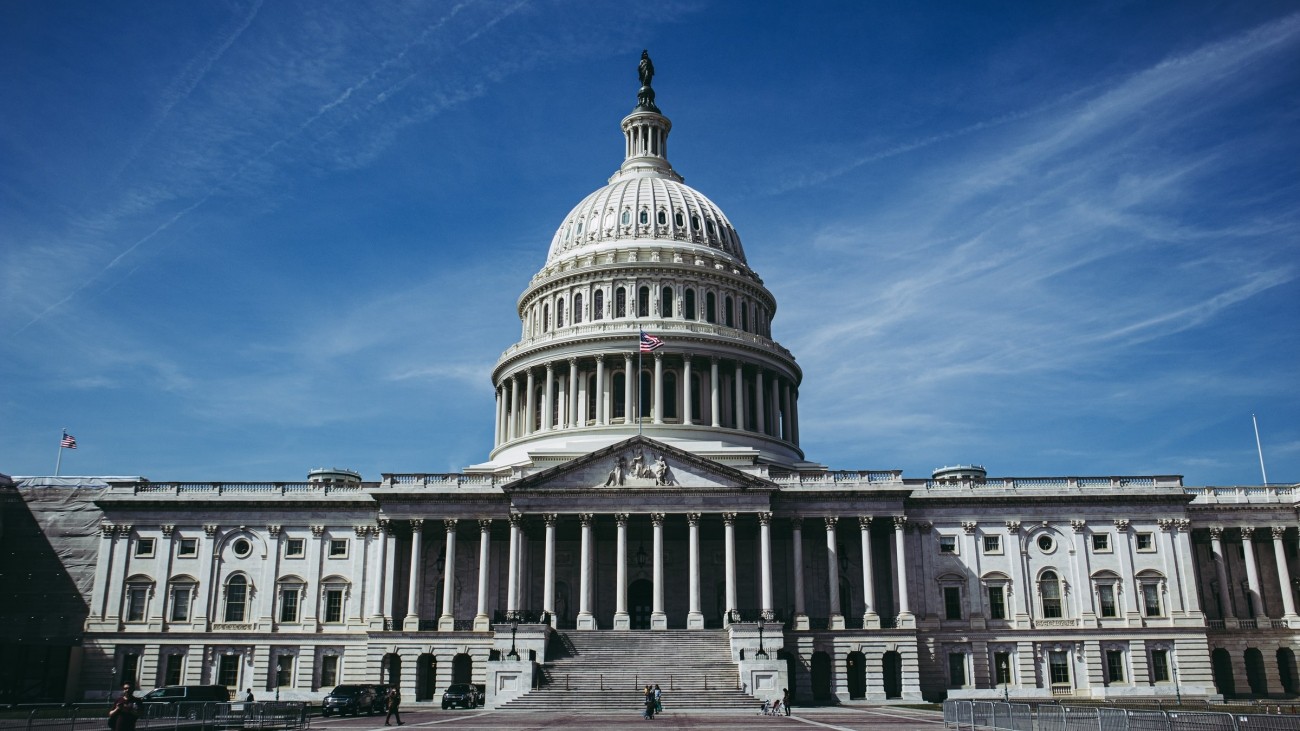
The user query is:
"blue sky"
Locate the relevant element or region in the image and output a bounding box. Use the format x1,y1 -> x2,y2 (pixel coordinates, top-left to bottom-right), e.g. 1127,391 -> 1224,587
2,1 -> 1297,485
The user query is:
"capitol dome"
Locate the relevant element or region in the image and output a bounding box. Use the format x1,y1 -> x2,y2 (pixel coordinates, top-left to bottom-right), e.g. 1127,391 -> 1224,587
476,53 -> 807,472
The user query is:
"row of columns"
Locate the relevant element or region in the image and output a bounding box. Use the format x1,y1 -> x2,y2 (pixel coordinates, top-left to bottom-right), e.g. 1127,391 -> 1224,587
396,513 -> 913,630
1208,525 -> 1298,622
493,354 -> 800,447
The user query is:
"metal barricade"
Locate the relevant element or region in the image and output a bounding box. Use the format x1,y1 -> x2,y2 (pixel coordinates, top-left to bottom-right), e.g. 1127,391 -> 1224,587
1233,714 -> 1300,731
1010,703 -> 1034,731
1125,709 -> 1173,731
974,702 -> 995,729
1100,707 -> 1132,731
956,700 -> 975,731
1064,705 -> 1102,731
1165,711 -> 1237,731
945,700 -> 963,729
1040,704 -> 1067,731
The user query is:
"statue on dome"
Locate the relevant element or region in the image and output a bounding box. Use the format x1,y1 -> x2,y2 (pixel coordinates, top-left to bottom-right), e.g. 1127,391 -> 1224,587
635,50 -> 659,113
638,50 -> 654,88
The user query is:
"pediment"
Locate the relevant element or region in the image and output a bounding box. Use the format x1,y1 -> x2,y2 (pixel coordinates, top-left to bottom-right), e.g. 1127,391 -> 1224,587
506,436 -> 774,492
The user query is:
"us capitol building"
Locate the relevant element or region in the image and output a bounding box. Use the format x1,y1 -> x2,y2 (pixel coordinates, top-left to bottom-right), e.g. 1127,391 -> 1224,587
4,55 -> 1299,707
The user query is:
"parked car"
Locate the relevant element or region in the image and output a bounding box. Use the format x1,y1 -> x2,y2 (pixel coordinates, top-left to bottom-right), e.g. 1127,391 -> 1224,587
321,685 -> 377,716
139,685 -> 231,704
440,683 -> 483,710
366,684 -> 392,713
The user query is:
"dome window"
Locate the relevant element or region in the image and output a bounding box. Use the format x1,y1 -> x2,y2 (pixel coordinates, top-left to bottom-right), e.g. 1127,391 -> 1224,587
684,289 -> 697,320
706,220 -> 715,236
621,210 -> 631,226
593,290 -> 604,321
724,296 -> 734,328
573,293 -> 583,325
661,286 -> 673,318
615,287 -> 627,318
639,210 -> 649,225
637,286 -> 650,318
674,211 -> 684,228
543,304 -> 550,332
556,299 -> 565,328
691,215 -> 701,231
576,221 -> 583,235
657,210 -> 667,226
603,212 -> 614,230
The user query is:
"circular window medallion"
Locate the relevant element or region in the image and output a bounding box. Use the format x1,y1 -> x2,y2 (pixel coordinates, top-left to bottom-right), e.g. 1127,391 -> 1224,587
1037,535 -> 1055,552
233,538 -> 252,558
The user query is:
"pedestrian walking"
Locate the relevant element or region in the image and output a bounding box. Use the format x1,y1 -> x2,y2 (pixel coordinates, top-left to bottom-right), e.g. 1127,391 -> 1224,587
243,689 -> 255,703
653,684 -> 662,715
384,687 -> 403,725
642,685 -> 655,719
108,684 -> 139,731
782,687 -> 791,715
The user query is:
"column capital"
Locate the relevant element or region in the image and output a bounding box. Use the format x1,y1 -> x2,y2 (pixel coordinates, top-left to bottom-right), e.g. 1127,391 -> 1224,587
568,357 -> 578,366
312,525 -> 326,537
161,524 -> 176,537
594,354 -> 605,364
858,516 -> 872,530
686,513 -> 701,526
1158,518 -> 1175,533
352,525 -> 368,538
722,512 -> 737,526
1070,519 -> 1086,533
443,518 -> 458,532
962,521 -> 978,535
893,515 -> 908,530
1210,526 -> 1225,539
1274,526 -> 1288,540
709,355 -> 719,365
651,513 -> 666,526
508,514 -> 524,528
757,512 -> 772,527
683,352 -> 694,362
99,522 -> 116,538
653,351 -> 663,361
1241,525 -> 1256,540
1113,519 -> 1130,532
378,518 -> 393,535
546,362 -> 555,374
1176,519 -> 1191,532
615,513 -> 630,526
579,513 -> 594,527
478,518 -> 492,532
542,513 -> 558,527
824,516 -> 838,530
204,523 -> 218,537
789,517 -> 803,531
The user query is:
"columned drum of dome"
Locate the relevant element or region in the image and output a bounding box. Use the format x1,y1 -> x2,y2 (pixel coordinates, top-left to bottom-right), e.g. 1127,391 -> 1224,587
486,53 -> 805,469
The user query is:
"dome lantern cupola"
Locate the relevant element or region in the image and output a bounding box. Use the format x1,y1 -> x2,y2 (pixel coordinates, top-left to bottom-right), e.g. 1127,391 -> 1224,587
614,51 -> 681,183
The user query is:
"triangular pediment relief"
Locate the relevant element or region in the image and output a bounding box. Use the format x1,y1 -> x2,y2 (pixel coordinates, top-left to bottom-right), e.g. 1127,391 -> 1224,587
506,436 -> 774,492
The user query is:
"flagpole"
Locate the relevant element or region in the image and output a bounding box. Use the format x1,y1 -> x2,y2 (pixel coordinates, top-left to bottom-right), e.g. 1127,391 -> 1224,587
1253,413 -> 1269,485
55,428 -> 65,477
637,330 -> 644,436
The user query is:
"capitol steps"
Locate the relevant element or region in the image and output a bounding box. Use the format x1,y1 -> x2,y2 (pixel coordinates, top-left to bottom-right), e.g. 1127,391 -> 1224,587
496,629 -> 760,712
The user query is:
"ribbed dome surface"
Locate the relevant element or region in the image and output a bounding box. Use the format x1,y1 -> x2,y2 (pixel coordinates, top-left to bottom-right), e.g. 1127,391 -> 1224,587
545,175 -> 748,266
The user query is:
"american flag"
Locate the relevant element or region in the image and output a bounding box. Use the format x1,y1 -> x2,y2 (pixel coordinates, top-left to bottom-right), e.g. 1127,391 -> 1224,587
60,432 -> 77,449
639,331 -> 664,352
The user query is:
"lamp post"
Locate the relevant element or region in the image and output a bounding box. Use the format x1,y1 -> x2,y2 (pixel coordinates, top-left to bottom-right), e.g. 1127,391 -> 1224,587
755,618 -> 768,659
507,615 -> 520,660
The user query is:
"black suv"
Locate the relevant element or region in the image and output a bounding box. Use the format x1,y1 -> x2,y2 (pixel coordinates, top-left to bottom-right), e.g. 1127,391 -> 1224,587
441,683 -> 483,710
322,685 -> 377,716
140,685 -> 231,704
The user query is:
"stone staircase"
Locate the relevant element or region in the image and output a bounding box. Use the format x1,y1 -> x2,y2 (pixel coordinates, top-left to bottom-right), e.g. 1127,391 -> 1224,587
496,629 -> 759,712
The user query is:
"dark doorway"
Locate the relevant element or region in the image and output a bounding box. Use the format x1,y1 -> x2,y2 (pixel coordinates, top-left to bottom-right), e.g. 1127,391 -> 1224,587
1212,648 -> 1236,697
839,575 -> 853,620
847,651 -> 866,699
811,651 -> 832,702
451,654 -> 473,685
1246,648 -> 1267,696
415,654 -> 435,701
383,654 -> 402,687
883,651 -> 903,699
630,579 -> 652,629
778,649 -> 797,703
1279,648 -> 1298,695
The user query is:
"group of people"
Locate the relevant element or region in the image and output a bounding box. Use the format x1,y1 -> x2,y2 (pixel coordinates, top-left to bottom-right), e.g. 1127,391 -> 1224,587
641,684 -> 663,719
761,689 -> 793,717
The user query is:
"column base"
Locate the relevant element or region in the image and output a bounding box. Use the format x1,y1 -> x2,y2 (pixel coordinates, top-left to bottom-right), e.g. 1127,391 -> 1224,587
863,612 -> 880,629
576,612 -> 597,630
830,614 -> 845,630
895,611 -> 916,629
613,612 -> 630,630
402,615 -> 420,632
793,614 -> 809,631
687,612 -> 705,629
368,615 -> 388,630
438,615 -> 455,631
651,612 -> 667,630
473,614 -> 490,632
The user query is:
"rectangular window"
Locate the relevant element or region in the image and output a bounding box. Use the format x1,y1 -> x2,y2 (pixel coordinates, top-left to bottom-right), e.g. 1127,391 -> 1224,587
280,588 -> 299,623
1098,585 -> 1117,617
285,538 -> 305,558
134,538 -> 155,558
275,655 -> 293,688
324,589 -> 344,623
328,539 -> 348,558
1142,584 -> 1162,616
983,535 -> 1002,554
1049,650 -> 1070,686
122,652 -> 140,688
994,652 -> 1012,685
1136,532 -> 1155,551
126,587 -> 148,622
988,586 -> 1006,620
948,652 -> 967,688
320,655 -> 339,688
1092,533 -> 1111,552
1151,650 -> 1171,682
218,654 -> 240,688
939,535 -> 957,554
1106,650 -> 1125,683
170,586 -> 191,622
177,538 -> 198,557
164,654 -> 183,686
944,587 -> 963,620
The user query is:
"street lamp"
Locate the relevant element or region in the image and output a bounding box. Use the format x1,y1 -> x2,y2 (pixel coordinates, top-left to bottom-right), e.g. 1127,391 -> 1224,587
507,615 -> 520,660
755,618 -> 768,659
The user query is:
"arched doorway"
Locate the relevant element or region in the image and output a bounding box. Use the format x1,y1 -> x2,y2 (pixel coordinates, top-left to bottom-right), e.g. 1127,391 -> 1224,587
811,651 -> 832,703
452,654 -> 473,685
415,654 -> 435,701
1246,648 -> 1267,696
883,651 -> 903,699
1279,648 -> 1298,695
1212,648 -> 1236,697
629,579 -> 652,629
778,649 -> 797,703
846,651 -> 866,699
382,654 -> 402,687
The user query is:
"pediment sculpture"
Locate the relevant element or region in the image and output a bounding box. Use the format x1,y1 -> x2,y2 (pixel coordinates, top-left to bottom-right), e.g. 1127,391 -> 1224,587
601,447 -> 675,487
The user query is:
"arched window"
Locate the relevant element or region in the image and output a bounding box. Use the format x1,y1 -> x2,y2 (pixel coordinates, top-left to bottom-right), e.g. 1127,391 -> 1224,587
615,288 -> 627,318
664,372 -> 678,420
639,209 -> 648,225
741,300 -> 749,332
661,287 -> 673,318
684,289 -> 697,320
638,287 -> 650,318
1039,571 -> 1062,618
612,373 -> 626,419
593,290 -> 604,320
674,211 -> 684,228
657,210 -> 666,226
225,575 -> 248,622
621,209 -> 630,226
574,293 -> 583,324
706,293 -> 717,323
724,296 -> 734,327
543,304 -> 550,333
556,298 -> 565,328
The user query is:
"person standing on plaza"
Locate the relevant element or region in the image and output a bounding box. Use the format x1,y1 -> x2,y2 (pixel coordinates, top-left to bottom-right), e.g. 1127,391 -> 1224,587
782,688 -> 791,716
642,685 -> 655,719
384,686 -> 403,726
653,684 -> 662,715
244,689 -> 254,703
108,683 -> 139,731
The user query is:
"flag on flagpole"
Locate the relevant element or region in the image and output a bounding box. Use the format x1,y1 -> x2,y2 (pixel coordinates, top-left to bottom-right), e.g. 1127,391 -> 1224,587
639,330 -> 663,352
60,431 -> 77,449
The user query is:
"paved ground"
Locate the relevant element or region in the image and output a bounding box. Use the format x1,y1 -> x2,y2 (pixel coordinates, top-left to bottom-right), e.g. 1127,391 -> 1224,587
311,705 -> 947,730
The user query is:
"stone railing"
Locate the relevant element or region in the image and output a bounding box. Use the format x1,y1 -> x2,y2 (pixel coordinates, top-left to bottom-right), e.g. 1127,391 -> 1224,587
126,482 -> 368,495
769,470 -> 903,486
497,319 -> 796,362
1034,618 -> 1079,628
1185,485 -> 1296,503
380,474 -> 504,488
921,476 -> 1184,490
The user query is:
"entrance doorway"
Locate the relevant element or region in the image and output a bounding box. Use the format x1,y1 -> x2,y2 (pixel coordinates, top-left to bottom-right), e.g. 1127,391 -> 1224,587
451,654 -> 473,685
811,651 -> 832,702
1212,648 -> 1235,697
847,651 -> 866,699
629,579 -> 652,629
415,654 -> 435,701
883,651 -> 903,699
382,654 -> 402,687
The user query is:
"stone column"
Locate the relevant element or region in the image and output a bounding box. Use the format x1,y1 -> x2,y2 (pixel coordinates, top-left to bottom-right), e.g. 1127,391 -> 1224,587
1175,519 -> 1203,617
781,382 -> 792,441
494,388 -> 502,445
710,357 -> 721,428
733,362 -> 744,430
1115,519 -> 1140,618
568,358 -> 579,429
769,375 -> 779,438
506,515 -> 521,617
474,520 -> 491,631
543,362 -> 555,431
595,356 -> 607,425
724,513 -> 738,623
536,514 -> 554,629
860,516 -> 879,628
687,513 -> 703,629
759,513 -> 774,620
894,516 -> 913,624
652,513 -> 667,629
524,370 -> 536,435
510,376 -> 521,439
614,514 -> 630,629
1271,527 -> 1297,621
577,514 -> 596,629
369,520 -> 391,628
791,387 -> 800,445
438,520 -> 457,630
623,354 -> 634,423
826,517 -> 844,629
403,519 -> 423,631
755,369 -> 766,436
1210,527 -> 1235,620
1241,526 -> 1267,619
652,353 -> 664,424
792,518 -> 808,630
683,355 -> 693,425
